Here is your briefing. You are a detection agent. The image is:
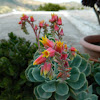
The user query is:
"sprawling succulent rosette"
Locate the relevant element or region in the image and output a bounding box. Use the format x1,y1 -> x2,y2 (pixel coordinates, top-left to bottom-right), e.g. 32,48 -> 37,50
21,13 -> 98,100
25,35 -> 98,100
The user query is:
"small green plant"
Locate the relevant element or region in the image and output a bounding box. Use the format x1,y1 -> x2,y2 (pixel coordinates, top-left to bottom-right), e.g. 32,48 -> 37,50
0,32 -> 38,100
37,3 -> 66,11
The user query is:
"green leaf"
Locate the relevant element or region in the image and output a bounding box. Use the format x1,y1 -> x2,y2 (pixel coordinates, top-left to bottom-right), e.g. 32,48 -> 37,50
94,72 -> 100,85
74,81 -> 88,93
25,63 -> 34,76
69,67 -> 80,82
90,94 -> 98,100
37,85 -> 52,99
33,50 -> 40,60
67,73 -> 86,90
32,67 -> 45,82
88,85 -> 93,94
78,59 -> 87,72
81,53 -> 90,60
54,93 -> 69,100
83,64 -> 91,76
84,98 -> 91,100
34,87 -> 45,100
26,68 -> 37,82
56,82 -> 69,96
77,91 -> 87,100
42,81 -> 56,92
70,55 -> 82,68
93,67 -> 100,75
96,87 -> 100,95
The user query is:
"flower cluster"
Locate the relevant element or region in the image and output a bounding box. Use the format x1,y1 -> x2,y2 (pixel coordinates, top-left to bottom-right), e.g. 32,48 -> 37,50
19,14 -> 77,81
19,14 -> 64,49
33,35 -> 77,81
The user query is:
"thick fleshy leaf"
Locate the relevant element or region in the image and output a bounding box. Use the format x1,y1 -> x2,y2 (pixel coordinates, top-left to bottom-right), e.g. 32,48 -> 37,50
37,85 -> 52,99
74,81 -> 88,93
54,93 -> 69,100
81,53 -> 90,60
26,68 -> 37,82
34,87 -> 45,100
94,72 -> 100,85
78,59 -> 87,72
96,87 -> 100,95
84,98 -> 91,100
56,82 -> 69,96
67,73 -> 86,89
90,94 -> 98,100
69,67 -> 80,82
88,85 -> 93,94
70,55 -> 82,68
83,64 -> 91,76
32,67 -> 45,82
42,81 -> 56,92
77,91 -> 87,100
34,50 -> 40,60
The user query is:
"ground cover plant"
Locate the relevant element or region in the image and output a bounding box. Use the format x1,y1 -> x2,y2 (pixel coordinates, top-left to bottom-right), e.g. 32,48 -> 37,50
18,14 -> 99,100
0,32 -> 38,100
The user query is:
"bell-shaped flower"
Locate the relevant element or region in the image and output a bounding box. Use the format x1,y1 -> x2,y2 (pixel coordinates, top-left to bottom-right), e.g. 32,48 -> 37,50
20,14 -> 28,20
39,35 -> 54,48
43,62 -> 52,76
18,20 -> 22,24
59,29 -> 64,36
55,40 -> 64,53
33,55 -> 46,65
42,48 -> 55,58
57,72 -> 63,78
64,44 -> 68,52
39,20 -> 44,27
49,14 -> 58,22
52,14 -> 58,21
70,47 -> 77,52
30,16 -> 35,22
57,17 -> 62,25
34,24 -> 38,30
54,23 -> 59,31
61,53 -> 68,60
48,69 -> 53,80
64,61 -> 69,67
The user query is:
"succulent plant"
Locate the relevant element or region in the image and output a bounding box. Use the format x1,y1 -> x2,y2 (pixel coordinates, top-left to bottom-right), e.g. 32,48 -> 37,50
91,63 -> 100,98
25,52 -> 98,100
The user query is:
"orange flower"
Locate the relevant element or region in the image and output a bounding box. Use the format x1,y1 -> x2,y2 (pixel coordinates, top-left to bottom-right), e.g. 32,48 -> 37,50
43,62 -> 52,75
59,29 -> 64,35
34,25 -> 38,30
33,55 -> 46,65
60,54 -> 68,60
57,72 -> 63,78
49,14 -> 58,22
20,14 -> 28,20
64,44 -> 68,52
55,40 -> 64,53
39,35 -> 54,48
18,20 -> 22,24
42,48 -> 55,58
70,47 -> 77,52
57,17 -> 62,25
39,20 -> 44,27
30,16 -> 35,22
54,23 -> 59,31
